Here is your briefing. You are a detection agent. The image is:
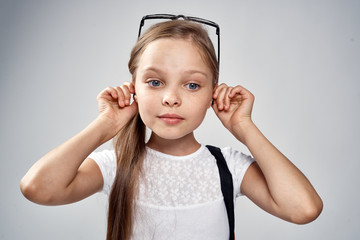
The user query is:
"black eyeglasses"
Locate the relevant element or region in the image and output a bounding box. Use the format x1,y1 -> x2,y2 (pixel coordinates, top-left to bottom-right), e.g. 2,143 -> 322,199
138,14 -> 220,66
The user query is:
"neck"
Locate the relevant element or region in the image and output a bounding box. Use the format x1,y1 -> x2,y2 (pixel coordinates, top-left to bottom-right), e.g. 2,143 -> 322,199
146,132 -> 201,156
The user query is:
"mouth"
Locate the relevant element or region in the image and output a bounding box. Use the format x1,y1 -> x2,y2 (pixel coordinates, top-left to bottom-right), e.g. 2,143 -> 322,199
158,113 -> 184,125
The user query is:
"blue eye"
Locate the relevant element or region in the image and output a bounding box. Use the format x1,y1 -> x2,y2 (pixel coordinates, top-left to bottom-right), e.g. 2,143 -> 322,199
148,80 -> 162,87
186,83 -> 199,90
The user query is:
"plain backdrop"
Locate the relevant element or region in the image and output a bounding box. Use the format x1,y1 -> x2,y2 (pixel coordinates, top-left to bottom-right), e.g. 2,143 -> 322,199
1,0 -> 359,239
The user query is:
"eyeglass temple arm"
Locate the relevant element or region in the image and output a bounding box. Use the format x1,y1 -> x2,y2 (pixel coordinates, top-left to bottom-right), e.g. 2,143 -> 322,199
138,18 -> 145,38
217,28 -> 220,66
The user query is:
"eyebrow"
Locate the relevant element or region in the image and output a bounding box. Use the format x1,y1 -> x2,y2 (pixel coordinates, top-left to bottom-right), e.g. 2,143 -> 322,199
142,66 -> 209,78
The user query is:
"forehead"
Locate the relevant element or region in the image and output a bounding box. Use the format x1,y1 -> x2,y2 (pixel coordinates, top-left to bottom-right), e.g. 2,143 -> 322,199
137,38 -> 211,75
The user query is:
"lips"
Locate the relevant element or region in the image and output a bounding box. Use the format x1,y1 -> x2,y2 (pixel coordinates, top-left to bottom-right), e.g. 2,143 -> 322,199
158,113 -> 184,125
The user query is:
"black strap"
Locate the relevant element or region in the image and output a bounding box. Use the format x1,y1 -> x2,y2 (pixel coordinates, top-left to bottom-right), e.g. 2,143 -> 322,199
206,145 -> 235,240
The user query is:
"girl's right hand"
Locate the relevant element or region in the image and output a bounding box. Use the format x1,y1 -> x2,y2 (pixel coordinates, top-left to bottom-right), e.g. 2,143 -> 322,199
96,82 -> 138,140
20,82 -> 138,206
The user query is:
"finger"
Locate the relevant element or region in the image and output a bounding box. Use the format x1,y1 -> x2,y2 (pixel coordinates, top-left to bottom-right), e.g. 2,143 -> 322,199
228,86 -> 240,98
224,87 -> 233,111
120,85 -> 131,105
229,85 -> 245,97
230,86 -> 255,103
123,81 -> 135,94
215,85 -> 229,111
115,86 -> 126,107
212,83 -> 227,100
97,87 -> 116,102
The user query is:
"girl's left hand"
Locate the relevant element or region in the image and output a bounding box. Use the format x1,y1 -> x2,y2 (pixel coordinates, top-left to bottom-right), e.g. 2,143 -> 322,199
212,83 -> 255,133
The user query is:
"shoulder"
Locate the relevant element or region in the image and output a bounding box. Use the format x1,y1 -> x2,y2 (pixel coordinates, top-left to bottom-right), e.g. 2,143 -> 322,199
89,149 -> 115,161
88,149 -> 116,172
211,146 -> 255,197
88,149 -> 116,195
220,146 -> 254,169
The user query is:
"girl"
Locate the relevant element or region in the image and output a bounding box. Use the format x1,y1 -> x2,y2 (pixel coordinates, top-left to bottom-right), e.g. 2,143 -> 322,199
20,15 -> 323,240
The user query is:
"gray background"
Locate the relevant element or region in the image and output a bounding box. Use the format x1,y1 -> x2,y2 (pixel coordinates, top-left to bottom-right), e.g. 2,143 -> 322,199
1,0 -> 359,239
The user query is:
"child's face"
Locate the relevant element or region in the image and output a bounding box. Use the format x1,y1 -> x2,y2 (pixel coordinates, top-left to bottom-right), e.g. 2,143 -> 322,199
134,38 -> 214,140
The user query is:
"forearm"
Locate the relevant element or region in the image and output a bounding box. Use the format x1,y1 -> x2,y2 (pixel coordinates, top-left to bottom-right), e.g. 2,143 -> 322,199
232,121 -> 322,220
20,117 -> 112,200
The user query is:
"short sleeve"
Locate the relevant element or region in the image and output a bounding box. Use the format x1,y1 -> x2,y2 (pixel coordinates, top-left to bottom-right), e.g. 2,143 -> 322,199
221,147 -> 255,198
88,149 -> 116,195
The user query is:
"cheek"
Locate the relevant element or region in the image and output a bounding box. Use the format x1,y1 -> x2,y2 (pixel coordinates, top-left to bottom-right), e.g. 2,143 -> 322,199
187,99 -> 211,121
136,94 -> 156,119
198,92 -> 213,109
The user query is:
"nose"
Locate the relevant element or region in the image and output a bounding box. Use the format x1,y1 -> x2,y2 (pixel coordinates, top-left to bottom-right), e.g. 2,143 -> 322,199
162,90 -> 181,107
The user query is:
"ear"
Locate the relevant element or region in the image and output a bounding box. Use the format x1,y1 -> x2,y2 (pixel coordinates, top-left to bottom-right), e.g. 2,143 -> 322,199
131,80 -> 138,103
207,97 -> 213,109
208,84 -> 218,108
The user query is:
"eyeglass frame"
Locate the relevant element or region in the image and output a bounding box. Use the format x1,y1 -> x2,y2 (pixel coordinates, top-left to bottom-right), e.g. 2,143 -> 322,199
137,14 -> 220,66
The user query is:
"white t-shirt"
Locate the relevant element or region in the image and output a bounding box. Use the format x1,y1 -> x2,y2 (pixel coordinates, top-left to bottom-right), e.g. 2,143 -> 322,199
89,145 -> 254,240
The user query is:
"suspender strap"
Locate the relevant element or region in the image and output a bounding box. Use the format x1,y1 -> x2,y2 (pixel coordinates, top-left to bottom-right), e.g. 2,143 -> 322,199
206,145 -> 235,240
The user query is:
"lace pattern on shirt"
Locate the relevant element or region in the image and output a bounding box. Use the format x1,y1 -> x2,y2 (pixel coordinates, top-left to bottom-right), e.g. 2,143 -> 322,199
138,146 -> 223,207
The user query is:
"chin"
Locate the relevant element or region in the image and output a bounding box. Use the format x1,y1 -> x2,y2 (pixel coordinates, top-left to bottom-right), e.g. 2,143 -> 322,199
151,129 -> 195,141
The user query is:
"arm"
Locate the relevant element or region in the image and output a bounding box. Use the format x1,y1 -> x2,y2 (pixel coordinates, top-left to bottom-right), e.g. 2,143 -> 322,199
20,83 -> 137,205
212,84 -> 323,224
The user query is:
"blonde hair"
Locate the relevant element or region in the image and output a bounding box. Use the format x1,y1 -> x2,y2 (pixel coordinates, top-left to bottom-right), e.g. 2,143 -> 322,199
107,19 -> 219,240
